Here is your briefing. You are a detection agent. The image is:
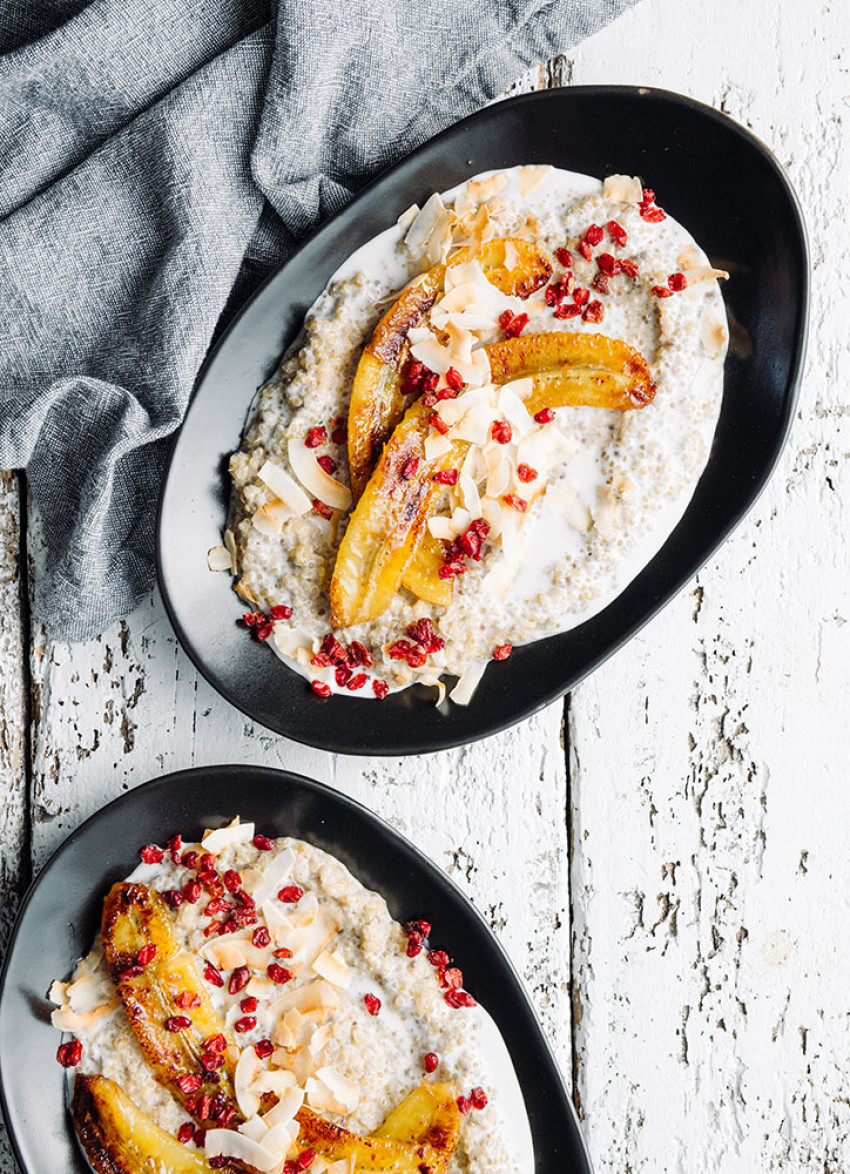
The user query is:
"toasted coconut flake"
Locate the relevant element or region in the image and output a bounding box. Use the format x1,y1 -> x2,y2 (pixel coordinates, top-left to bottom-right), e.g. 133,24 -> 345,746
485,449 -> 511,499
259,460 -> 311,516
261,1085 -> 304,1130
272,625 -> 311,659
235,579 -> 258,604
312,948 -> 351,989
445,322 -> 474,365
466,172 -> 507,202
238,1114 -> 269,1143
262,1121 -> 297,1162
407,324 -> 433,345
235,1044 -> 263,1118
50,1000 -> 118,1032
269,979 -> 340,1022
449,507 -> 472,538
682,265 -> 730,285
497,386 -> 535,437
428,516 -> 455,542
480,497 -> 503,539
602,174 -> 643,203
252,847 -> 296,908
261,897 -> 293,941
397,203 -> 419,231
453,402 -> 493,446
253,1069 -> 298,1097
424,432 -> 453,462
246,976 -> 279,1000
701,312 -> 729,359
500,376 -> 534,402
593,484 -> 618,537
252,503 -> 289,536
676,244 -> 702,270
49,981 -> 69,1006
450,659 -> 489,705
315,1066 -> 360,1114
482,555 -> 521,600
308,1023 -> 332,1055
518,164 -> 553,196
288,440 -> 351,511
404,193 -> 446,258
202,818 -> 255,854
207,545 -> 234,572
459,468 -> 482,518
546,483 -> 591,532
205,1129 -> 280,1174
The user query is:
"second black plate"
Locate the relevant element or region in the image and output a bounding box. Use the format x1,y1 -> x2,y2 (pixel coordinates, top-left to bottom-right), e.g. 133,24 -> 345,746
157,86 -> 808,755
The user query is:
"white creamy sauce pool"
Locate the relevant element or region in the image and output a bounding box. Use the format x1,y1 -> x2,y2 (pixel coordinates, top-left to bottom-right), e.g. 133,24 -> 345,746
227,164 -> 728,699
54,825 -> 534,1172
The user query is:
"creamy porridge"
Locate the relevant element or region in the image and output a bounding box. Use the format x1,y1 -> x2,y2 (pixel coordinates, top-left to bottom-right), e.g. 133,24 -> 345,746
213,167 -> 728,703
51,818 -> 532,1174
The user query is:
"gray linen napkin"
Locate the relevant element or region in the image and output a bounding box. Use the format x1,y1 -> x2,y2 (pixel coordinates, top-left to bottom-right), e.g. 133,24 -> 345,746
0,0 -> 638,641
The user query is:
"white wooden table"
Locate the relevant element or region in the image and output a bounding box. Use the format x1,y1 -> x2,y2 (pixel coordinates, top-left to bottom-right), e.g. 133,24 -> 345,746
1,1 -> 844,1169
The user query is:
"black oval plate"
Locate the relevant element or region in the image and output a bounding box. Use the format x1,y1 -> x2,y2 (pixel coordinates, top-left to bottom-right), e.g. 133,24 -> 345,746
0,765 -> 587,1173
157,86 -> 808,755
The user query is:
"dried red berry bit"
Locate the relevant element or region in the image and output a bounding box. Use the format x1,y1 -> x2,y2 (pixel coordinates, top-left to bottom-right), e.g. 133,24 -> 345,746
209,1157 -> 229,1169
181,850 -> 199,869
424,1052 -> 439,1073
591,272 -> 610,296
470,1086 -> 488,1110
668,271 -> 687,291
177,1073 -> 202,1094
619,257 -> 639,278
304,426 -> 327,448
596,252 -> 621,276
205,1033 -> 228,1054
534,407 -> 554,425
346,672 -> 368,691
268,963 -> 293,985
253,834 -> 275,851
433,468 -> 458,485
252,927 -> 271,948
203,961 -> 224,987
331,425 -> 347,445
491,420 -> 512,446
498,310 -> 529,338
400,456 -> 420,480
457,1095 -> 472,1115
406,621 -> 444,654
200,1051 -> 225,1072
516,463 -> 537,483
278,884 -> 303,903
139,844 -> 164,865
56,1039 -> 82,1068
228,966 -> 250,994
364,993 -> 381,1016
348,640 -> 373,667
162,888 -> 184,909
223,869 -> 242,893
503,494 -> 527,513
164,1015 -> 192,1032
428,413 -> 449,436
583,300 -> 605,324
273,946 -> 293,958
554,246 -> 572,267
585,223 -> 604,246
310,679 -> 332,697
311,499 -> 333,520
372,679 -> 389,699
234,1016 -> 257,1033
492,643 -> 513,661
335,665 -> 353,688
175,991 -> 201,1012
316,454 -> 337,475
578,238 -> 592,262
193,1128 -> 205,1147
607,219 -> 628,246
445,367 -> 464,392
254,1038 -> 275,1059
240,996 -> 259,1014
427,949 -> 449,967
294,1150 -> 316,1171
177,1122 -> 195,1144
572,286 -> 590,308
639,188 -> 666,222
438,560 -> 466,580
406,935 -> 423,958
652,285 -> 673,298
554,302 -> 582,319
183,880 -> 201,905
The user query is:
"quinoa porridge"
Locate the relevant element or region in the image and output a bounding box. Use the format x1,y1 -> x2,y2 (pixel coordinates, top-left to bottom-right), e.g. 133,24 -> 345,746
214,166 -> 728,703
51,818 -> 533,1174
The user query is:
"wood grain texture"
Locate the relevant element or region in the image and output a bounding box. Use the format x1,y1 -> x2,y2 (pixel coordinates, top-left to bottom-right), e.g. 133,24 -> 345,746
566,0 -> 847,1169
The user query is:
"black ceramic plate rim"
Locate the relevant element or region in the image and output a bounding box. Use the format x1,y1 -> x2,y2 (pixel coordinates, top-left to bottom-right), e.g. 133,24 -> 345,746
156,85 -> 809,755
0,765 -> 590,1174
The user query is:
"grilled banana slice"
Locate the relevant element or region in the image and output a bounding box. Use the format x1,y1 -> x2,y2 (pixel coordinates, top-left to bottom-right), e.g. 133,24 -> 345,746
295,1101 -> 448,1174
399,531 -> 453,607
72,1074 -> 215,1174
487,330 -> 656,411
348,237 -> 552,498
101,883 -> 239,1123
330,402 -> 468,628
375,1082 -> 462,1169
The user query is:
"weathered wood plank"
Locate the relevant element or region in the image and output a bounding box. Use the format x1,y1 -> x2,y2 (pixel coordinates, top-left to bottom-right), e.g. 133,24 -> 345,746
0,471 -> 28,1174
566,0 -> 847,1169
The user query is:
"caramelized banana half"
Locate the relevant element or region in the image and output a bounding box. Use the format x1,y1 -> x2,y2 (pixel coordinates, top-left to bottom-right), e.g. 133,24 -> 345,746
487,329 -> 656,412
334,330 -> 655,627
399,531 -> 453,607
331,402 -> 468,628
72,1074 -> 215,1174
348,237 -> 552,498
101,883 -> 239,1123
296,1082 -> 459,1174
